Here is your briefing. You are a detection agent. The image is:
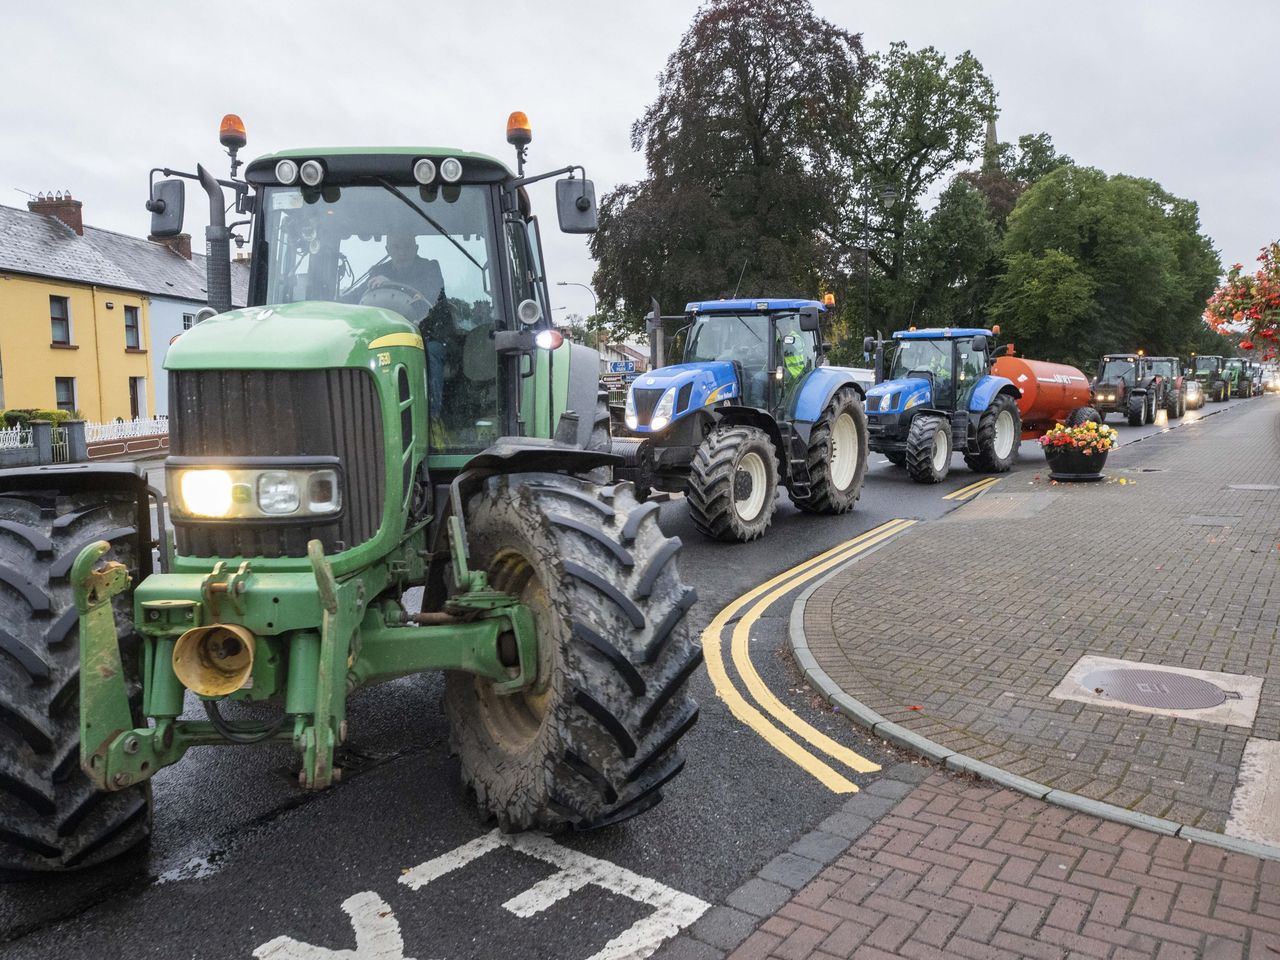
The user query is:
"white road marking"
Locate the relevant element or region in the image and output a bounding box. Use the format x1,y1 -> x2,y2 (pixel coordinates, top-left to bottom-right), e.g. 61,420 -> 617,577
400,830 -> 710,960
254,890 -> 418,960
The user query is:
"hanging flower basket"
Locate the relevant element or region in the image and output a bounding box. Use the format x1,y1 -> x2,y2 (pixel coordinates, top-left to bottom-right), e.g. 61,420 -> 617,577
1039,421 -> 1117,482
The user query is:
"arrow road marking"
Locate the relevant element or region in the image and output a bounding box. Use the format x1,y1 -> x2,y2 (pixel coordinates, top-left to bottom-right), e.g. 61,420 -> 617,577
254,890 -> 418,960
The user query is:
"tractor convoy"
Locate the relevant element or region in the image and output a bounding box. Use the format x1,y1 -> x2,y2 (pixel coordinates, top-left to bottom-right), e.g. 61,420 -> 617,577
0,113 -> 1264,880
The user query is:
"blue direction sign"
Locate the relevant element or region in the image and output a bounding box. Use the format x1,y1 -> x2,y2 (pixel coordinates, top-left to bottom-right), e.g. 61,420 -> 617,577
608,360 -> 636,374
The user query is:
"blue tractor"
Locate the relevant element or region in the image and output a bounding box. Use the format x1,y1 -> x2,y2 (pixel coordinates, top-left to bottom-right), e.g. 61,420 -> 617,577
615,299 -> 873,542
863,327 -> 1022,483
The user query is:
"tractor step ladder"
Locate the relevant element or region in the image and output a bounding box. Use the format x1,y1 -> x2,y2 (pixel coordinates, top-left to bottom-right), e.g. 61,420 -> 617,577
781,424 -> 812,498
951,411 -> 970,454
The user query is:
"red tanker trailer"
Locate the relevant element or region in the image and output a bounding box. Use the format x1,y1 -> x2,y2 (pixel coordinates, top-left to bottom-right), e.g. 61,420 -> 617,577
864,327 -> 1098,483
992,353 -> 1093,439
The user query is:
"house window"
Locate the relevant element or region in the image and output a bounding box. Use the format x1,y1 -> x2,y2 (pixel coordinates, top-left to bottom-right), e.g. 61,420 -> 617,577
50,296 -> 71,345
55,377 -> 76,414
124,305 -> 141,349
129,377 -> 148,419
182,312 -> 196,330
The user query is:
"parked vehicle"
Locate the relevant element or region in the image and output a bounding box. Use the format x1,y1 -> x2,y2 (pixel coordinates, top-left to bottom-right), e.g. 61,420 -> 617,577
1148,356 -> 1186,419
863,329 -> 1093,483
0,114 -> 704,875
1184,377 -> 1206,409
1189,355 -> 1230,402
1263,366 -> 1280,394
616,298 -> 871,541
1090,354 -> 1171,425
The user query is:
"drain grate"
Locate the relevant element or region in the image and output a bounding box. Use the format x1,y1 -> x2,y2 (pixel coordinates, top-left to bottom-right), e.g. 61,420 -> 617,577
1080,668 -> 1227,710
1228,484 -> 1279,491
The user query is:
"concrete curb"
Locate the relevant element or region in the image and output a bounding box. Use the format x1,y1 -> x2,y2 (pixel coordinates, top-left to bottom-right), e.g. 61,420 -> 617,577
787,521 -> 1280,865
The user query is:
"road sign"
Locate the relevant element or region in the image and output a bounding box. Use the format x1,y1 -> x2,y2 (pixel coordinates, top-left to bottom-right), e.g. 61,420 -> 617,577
608,360 -> 636,374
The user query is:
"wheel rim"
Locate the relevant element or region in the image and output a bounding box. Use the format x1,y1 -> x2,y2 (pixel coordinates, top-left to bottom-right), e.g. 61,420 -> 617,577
473,549 -> 554,752
993,409 -> 1015,459
931,426 -> 950,472
734,450 -> 768,521
829,412 -> 859,491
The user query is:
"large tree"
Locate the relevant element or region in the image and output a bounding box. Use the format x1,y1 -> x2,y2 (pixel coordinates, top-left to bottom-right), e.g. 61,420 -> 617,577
988,165 -> 1220,364
590,0 -> 867,337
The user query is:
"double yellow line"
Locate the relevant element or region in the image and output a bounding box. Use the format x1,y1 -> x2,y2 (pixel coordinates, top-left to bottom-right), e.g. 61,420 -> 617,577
942,476 -> 1002,501
701,518 -> 916,793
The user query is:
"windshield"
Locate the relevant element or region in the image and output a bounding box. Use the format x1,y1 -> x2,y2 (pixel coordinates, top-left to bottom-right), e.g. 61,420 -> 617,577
684,314 -> 770,368
1224,359 -> 1243,372
1195,357 -> 1219,373
889,339 -> 950,380
260,183 -> 501,455
1150,360 -> 1175,379
1098,358 -> 1137,383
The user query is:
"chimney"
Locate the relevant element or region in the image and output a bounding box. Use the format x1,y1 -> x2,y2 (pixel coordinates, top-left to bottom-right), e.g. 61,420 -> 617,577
150,233 -> 193,260
28,191 -> 84,236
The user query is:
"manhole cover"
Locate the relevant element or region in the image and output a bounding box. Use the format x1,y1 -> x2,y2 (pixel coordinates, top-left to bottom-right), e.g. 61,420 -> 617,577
1079,668 -> 1226,710
1228,484 -> 1280,491
1185,515 -> 1243,526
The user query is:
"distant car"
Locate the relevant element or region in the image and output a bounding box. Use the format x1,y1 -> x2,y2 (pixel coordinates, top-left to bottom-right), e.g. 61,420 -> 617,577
1184,378 -> 1205,409
1264,369 -> 1280,394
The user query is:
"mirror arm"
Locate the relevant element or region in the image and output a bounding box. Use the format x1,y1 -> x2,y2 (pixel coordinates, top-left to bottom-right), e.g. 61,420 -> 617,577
507,164 -> 585,192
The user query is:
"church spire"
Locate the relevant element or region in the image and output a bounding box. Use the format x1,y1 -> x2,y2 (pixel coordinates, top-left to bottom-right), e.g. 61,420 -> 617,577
982,117 -> 999,173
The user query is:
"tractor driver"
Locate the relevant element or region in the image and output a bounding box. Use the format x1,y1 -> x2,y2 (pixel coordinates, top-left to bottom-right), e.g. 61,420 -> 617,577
369,230 -> 447,413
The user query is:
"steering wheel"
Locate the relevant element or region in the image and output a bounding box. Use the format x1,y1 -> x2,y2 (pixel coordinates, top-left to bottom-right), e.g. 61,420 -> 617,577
721,343 -> 762,369
359,280 -> 430,324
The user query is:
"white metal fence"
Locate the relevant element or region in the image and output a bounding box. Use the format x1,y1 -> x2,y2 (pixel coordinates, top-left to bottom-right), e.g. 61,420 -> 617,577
85,417 -> 169,443
0,425 -> 31,450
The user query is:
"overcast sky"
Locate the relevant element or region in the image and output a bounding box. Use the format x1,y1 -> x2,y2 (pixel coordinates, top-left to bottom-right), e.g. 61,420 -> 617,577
3,0 -> 1276,320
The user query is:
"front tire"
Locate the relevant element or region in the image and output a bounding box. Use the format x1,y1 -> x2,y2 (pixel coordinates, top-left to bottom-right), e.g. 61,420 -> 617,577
687,425 -> 779,542
1066,406 -> 1102,427
905,414 -> 952,484
446,474 -> 700,832
791,388 -> 868,514
1127,394 -> 1145,427
964,394 -> 1020,473
0,491 -> 152,877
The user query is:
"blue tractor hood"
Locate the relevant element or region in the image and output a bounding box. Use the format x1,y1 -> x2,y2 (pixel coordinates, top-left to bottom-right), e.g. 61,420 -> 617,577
866,376 -> 932,413
627,361 -> 739,433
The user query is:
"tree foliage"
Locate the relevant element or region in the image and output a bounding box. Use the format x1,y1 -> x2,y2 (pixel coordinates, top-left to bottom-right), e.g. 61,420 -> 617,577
989,166 -> 1220,363
590,0 -> 867,336
1204,242 -> 1280,360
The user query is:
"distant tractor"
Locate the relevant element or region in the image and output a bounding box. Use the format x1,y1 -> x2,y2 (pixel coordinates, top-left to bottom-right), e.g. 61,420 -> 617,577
1149,356 -> 1187,419
865,328 -> 1094,484
615,299 -> 872,542
1191,355 -> 1230,402
0,114 -> 704,876
1091,353 -> 1178,425
1223,358 -> 1254,398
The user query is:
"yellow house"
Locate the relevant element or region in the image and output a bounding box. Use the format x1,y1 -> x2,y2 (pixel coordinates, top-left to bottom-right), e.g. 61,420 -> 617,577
0,195 -> 162,421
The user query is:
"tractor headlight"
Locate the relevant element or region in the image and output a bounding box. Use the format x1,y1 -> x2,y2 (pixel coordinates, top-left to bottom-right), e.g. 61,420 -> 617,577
624,390 -> 638,431
649,388 -> 676,432
171,466 -> 342,520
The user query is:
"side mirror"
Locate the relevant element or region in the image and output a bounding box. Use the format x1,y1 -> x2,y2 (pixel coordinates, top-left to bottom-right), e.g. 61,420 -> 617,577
971,334 -> 988,353
798,306 -> 821,333
862,336 -> 875,354
821,341 -> 832,353
146,178 -> 185,237
556,178 -> 598,234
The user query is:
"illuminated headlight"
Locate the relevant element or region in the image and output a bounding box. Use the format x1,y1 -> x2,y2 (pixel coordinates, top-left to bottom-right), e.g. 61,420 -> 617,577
172,467 -> 342,519
625,390 -> 638,431
413,158 -> 437,184
439,157 -> 463,183
299,160 -> 325,187
275,159 -> 298,185
649,388 -> 676,432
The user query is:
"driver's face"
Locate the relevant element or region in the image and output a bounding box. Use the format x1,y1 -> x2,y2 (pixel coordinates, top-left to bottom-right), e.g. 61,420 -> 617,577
387,236 -> 418,267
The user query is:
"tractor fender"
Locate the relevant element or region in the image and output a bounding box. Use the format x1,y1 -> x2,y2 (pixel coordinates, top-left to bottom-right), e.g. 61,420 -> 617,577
715,407 -> 786,460
566,342 -> 604,449
791,367 -> 868,426
967,375 -> 1021,414
0,462 -> 164,576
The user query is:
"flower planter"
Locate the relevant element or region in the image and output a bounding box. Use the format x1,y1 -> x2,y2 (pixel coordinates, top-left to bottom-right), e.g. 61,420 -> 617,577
1043,444 -> 1108,481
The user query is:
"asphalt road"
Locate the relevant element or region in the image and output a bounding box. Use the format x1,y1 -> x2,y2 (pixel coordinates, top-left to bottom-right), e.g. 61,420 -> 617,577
0,395 -> 1261,959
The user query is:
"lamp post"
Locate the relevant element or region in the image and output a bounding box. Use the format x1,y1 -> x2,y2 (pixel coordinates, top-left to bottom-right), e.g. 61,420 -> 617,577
555,281 -> 598,312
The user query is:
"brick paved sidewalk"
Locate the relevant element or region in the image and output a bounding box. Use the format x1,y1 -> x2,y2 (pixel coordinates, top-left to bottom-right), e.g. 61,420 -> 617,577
729,773 -> 1280,960
801,399 -> 1280,836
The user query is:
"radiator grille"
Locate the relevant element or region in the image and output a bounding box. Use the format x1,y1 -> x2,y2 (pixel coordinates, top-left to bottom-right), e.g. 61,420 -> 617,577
169,368 -> 385,558
631,388 -> 665,424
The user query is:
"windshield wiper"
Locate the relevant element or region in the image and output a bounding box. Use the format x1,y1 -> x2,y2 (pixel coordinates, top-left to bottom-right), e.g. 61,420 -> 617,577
734,315 -> 763,344
375,179 -> 485,274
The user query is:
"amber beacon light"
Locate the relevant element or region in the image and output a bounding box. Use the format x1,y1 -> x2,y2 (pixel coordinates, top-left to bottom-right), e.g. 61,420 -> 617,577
506,111 -> 532,146
219,114 -> 247,150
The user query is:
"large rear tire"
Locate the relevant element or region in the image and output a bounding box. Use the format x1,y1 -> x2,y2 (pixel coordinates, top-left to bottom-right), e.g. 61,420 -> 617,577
446,474 -> 700,832
963,394 -> 1021,473
0,491 -> 152,877
686,425 -> 778,542
791,388 -> 867,514
905,415 -> 952,484
1065,406 -> 1102,427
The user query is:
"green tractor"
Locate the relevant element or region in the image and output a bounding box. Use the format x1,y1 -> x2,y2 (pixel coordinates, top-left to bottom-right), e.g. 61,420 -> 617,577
0,114 -> 702,875
1223,358 -> 1254,398
1190,355 -> 1230,403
